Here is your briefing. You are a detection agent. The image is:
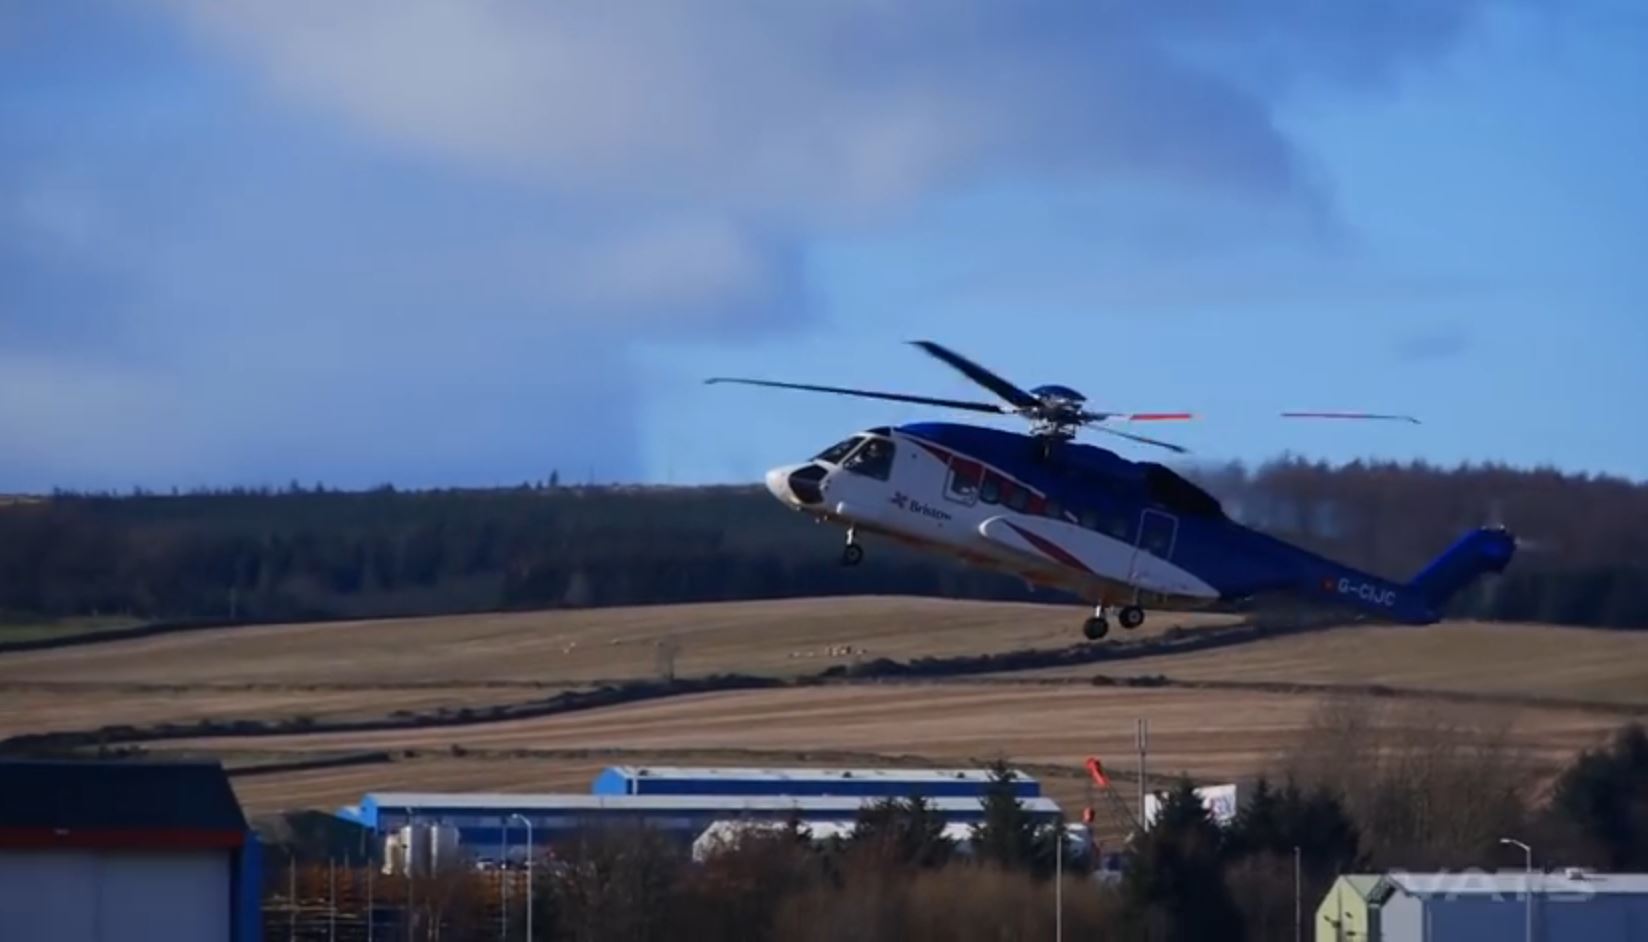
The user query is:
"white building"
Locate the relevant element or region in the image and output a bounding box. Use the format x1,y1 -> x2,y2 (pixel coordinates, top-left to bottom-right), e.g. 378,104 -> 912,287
0,759 -> 261,942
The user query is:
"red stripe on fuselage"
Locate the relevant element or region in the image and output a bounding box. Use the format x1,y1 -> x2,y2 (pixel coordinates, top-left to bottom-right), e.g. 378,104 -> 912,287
1004,521 -> 1093,574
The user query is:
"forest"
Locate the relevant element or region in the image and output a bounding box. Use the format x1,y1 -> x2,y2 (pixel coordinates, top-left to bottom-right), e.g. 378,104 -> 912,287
1,456 -> 1644,628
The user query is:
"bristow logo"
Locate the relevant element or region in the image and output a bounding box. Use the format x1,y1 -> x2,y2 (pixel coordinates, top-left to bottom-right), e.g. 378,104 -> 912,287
890,491 -> 951,522
1337,577 -> 1396,607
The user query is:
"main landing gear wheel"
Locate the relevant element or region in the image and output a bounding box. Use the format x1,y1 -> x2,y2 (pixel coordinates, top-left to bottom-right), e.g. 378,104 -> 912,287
1082,616 -> 1110,641
841,543 -> 864,567
1118,606 -> 1146,630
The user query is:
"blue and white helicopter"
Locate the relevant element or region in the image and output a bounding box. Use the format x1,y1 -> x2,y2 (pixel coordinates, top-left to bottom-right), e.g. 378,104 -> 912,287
710,341 -> 1516,640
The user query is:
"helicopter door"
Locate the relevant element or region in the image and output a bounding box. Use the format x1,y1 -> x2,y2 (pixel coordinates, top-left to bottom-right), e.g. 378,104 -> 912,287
1129,509 -> 1179,588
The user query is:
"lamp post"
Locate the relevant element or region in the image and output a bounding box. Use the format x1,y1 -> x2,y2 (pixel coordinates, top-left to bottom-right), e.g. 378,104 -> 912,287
1294,844 -> 1302,942
405,808 -> 416,942
510,813 -> 534,942
500,816 -> 510,941
1054,822 -> 1063,942
1500,837 -> 1533,942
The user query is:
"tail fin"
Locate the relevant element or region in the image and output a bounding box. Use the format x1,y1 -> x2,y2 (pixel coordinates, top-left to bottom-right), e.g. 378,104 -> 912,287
1408,527 -> 1517,609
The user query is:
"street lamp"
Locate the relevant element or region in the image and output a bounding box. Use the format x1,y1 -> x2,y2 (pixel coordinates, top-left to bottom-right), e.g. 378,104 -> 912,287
1499,838 -> 1533,942
510,814 -> 534,941
1054,822 -> 1063,942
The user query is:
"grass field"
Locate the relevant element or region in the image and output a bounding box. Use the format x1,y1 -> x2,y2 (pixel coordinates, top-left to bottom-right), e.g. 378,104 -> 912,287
0,615 -> 145,644
1,596 -> 1640,824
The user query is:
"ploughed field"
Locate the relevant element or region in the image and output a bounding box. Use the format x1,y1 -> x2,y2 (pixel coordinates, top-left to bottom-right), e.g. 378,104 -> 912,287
2,596 -> 1642,821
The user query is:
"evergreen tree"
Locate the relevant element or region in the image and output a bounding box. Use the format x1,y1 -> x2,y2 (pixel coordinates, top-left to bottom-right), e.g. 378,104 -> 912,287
969,758 -> 1060,876
1122,777 -> 1244,942
1549,724 -> 1648,869
848,795 -> 953,870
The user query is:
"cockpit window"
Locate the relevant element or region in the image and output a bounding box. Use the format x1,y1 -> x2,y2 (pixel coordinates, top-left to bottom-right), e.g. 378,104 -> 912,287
841,437 -> 896,481
813,436 -> 863,465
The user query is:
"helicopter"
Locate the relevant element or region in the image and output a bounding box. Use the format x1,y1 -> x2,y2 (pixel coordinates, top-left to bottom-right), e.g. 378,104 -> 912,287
708,341 -> 1516,640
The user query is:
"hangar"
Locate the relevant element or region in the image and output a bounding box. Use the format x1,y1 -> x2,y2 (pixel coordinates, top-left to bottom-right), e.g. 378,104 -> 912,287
0,758 -> 262,942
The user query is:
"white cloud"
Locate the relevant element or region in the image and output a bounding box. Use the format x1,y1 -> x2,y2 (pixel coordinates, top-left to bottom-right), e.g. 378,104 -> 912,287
164,0 -> 1361,218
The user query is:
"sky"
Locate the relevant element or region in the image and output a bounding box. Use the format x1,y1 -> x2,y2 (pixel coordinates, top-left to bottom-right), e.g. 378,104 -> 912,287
3,1 -> 1645,492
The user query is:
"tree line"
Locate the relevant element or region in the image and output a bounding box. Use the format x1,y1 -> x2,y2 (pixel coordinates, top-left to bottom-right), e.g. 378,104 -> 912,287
2,456 -> 1643,628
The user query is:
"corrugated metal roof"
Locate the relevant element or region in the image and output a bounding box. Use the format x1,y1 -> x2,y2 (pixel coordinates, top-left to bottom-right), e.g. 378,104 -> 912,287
0,758 -> 246,833
364,791 -> 1061,815
1383,871 -> 1648,897
603,766 -> 1036,783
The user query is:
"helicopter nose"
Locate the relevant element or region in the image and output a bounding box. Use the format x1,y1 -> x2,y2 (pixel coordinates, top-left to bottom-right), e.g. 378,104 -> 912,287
765,466 -> 797,504
766,463 -> 826,506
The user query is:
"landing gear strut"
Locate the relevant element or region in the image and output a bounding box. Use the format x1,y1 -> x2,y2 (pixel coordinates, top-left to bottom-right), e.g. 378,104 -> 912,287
841,530 -> 864,567
1082,608 -> 1110,641
1118,606 -> 1146,630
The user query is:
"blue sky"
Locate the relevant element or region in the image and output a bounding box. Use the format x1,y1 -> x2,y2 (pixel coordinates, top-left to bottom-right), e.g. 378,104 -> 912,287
3,1 -> 1645,492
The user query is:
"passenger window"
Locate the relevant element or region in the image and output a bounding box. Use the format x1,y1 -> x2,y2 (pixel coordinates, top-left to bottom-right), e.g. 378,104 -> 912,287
1005,485 -> 1029,512
947,460 -> 981,505
842,437 -> 896,481
1045,499 -> 1063,520
1079,508 -> 1102,530
979,473 -> 1001,504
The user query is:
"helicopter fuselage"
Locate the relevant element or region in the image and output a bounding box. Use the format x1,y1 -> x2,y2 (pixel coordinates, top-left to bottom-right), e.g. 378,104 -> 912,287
764,421 -> 1515,630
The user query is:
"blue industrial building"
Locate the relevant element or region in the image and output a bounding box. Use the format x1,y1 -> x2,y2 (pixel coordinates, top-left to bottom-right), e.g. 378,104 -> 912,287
590,765 -> 1041,799
350,790 -> 1062,855
1369,870 -> 1648,942
338,766 -> 1057,862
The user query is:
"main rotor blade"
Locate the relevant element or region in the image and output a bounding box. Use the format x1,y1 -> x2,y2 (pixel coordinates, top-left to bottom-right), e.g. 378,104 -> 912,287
909,341 -> 1040,410
1089,425 -> 1190,454
1077,410 -> 1196,424
705,377 -> 1010,414
1282,411 -> 1420,424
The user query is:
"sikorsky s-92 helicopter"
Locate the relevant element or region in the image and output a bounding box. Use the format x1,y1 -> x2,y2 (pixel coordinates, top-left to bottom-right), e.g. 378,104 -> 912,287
708,341 -> 1516,640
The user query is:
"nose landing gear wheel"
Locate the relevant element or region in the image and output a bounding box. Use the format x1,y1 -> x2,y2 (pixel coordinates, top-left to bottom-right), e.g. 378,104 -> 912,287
1118,606 -> 1145,630
841,543 -> 864,567
1082,616 -> 1110,641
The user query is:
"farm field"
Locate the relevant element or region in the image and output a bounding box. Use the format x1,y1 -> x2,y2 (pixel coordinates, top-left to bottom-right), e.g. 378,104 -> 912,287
162,681 -> 1624,822
0,597 -> 1234,737
0,597 -> 1233,690
0,684 -> 540,740
2,596 -> 1640,825
1027,621 -> 1648,705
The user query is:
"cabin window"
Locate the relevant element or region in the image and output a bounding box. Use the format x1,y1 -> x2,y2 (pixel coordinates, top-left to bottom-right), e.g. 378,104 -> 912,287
946,459 -> 982,505
1044,499 -> 1064,521
979,472 -> 1001,504
842,437 -> 896,481
1078,508 -> 1102,531
813,436 -> 862,465
1004,484 -> 1029,512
